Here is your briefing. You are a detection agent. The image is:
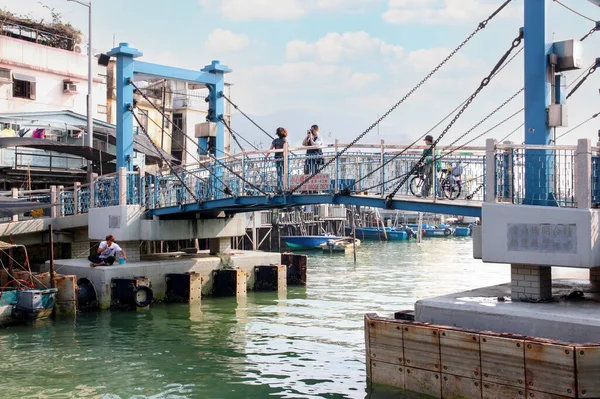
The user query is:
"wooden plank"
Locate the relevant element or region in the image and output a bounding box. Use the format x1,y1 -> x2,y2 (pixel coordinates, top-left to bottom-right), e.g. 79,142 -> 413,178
370,360 -> 404,389
481,335 -> 526,388
403,325 -> 440,372
525,390 -> 573,399
365,314 -> 373,379
440,329 -> 481,379
442,374 -> 482,399
575,346 -> 600,398
370,343 -> 403,365
525,341 -> 576,398
369,320 -> 403,348
405,367 -> 441,398
482,382 -> 525,399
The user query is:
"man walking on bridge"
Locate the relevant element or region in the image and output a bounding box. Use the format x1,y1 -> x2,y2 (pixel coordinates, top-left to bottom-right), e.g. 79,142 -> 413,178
421,135 -> 442,199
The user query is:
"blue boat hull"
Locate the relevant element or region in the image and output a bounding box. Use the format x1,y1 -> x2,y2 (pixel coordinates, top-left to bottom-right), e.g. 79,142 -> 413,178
282,235 -> 339,249
422,228 -> 453,237
345,227 -> 408,240
454,227 -> 472,237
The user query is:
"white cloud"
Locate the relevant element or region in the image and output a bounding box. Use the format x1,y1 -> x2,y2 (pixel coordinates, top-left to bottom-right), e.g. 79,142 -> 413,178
383,0 -> 520,25
199,0 -> 380,20
286,31 -> 403,63
204,29 -> 250,53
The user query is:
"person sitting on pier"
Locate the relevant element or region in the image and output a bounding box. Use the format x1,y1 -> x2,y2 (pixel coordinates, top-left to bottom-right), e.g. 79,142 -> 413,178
266,127 -> 288,193
89,235 -> 127,267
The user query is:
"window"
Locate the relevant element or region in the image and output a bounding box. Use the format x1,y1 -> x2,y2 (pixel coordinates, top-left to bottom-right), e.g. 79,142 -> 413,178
137,109 -> 149,132
12,74 -> 36,100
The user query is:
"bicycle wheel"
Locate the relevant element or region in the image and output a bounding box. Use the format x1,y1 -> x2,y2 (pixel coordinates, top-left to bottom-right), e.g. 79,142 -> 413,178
442,178 -> 461,200
409,176 -> 423,196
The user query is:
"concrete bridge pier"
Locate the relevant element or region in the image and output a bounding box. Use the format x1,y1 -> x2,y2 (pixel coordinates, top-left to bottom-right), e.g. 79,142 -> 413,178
510,265 -> 552,301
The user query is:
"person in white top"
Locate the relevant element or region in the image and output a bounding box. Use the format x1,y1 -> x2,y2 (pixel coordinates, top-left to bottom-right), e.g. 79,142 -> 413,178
88,234 -> 128,267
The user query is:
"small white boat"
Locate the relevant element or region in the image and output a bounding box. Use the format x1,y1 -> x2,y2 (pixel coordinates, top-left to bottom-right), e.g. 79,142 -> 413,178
320,237 -> 361,253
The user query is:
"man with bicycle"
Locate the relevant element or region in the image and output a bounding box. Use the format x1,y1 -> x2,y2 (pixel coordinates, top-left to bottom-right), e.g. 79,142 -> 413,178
420,135 -> 443,199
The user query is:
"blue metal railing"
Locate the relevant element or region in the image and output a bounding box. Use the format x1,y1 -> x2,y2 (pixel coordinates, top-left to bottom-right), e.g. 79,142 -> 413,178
592,156 -> 600,205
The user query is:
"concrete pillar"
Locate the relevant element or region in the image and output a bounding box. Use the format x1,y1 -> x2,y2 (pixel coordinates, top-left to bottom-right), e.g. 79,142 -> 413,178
118,167 -> 127,206
50,186 -> 58,218
70,241 -> 91,259
511,264 -> 552,301
485,138 -> 497,202
11,188 -> 18,222
209,237 -> 231,255
89,173 -> 97,209
576,139 -> 592,209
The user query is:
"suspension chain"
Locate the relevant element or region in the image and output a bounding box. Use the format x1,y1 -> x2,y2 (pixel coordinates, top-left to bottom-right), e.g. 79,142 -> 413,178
466,182 -> 485,200
131,108 -> 200,204
130,81 -> 266,196
222,95 -> 274,140
290,0 -> 514,195
385,32 -> 524,205
567,60 -> 598,99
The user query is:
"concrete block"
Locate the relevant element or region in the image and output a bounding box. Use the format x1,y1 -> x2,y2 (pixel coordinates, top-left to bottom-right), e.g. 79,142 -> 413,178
88,205 -> 144,241
139,213 -> 246,241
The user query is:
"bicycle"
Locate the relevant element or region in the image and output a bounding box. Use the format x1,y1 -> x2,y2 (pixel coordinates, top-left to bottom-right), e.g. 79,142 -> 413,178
409,165 -> 461,200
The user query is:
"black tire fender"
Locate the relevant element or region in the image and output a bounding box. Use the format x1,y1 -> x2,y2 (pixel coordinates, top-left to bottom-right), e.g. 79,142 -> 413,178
444,228 -> 452,236
132,286 -> 153,308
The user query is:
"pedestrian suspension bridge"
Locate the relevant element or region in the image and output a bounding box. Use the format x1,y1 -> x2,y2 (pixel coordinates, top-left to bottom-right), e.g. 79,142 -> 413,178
3,0 -> 600,224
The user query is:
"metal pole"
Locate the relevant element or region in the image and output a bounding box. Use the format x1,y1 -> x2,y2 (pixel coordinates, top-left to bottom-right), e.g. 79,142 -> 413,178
87,1 -> 93,182
352,206 -> 357,264
49,224 -> 55,288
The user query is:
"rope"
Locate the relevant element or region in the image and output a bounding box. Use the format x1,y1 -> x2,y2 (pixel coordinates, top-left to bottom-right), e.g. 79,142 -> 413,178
553,0 -> 596,22
129,81 -> 265,196
131,110 -> 201,203
220,117 -> 260,152
290,0 -> 515,195
555,111 -> 600,141
222,95 -> 274,140
385,32 -> 524,204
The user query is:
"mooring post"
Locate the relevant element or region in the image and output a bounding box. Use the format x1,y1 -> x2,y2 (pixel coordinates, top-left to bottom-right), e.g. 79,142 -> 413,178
49,224 -> 55,288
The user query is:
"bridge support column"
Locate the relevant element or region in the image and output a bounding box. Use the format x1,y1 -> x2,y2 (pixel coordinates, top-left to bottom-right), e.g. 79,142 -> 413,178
511,264 -> 552,301
209,237 -> 231,255
11,188 -> 18,222
576,139 -> 592,209
50,186 -> 58,218
485,139 -> 497,202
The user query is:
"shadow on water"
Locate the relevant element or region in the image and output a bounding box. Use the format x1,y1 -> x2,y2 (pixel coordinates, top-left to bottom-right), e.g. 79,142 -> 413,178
0,239 -> 506,398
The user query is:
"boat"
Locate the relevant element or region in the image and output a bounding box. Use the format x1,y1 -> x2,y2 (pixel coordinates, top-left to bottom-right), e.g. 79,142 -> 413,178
421,224 -> 454,237
281,233 -> 339,249
0,240 -> 58,326
453,226 -> 472,237
320,237 -> 361,253
345,226 -> 414,240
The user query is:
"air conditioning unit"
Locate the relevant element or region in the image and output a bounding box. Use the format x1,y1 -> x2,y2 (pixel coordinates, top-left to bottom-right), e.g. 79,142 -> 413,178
63,82 -> 78,94
74,45 -> 82,54
0,68 -> 10,81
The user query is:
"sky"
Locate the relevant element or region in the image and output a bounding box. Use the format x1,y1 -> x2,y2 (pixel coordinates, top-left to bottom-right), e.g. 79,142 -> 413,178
2,0 -> 600,149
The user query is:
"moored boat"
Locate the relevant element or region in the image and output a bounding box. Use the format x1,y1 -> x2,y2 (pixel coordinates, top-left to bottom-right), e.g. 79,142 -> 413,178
281,233 -> 339,249
344,226 -> 414,240
453,226 -> 472,236
320,237 -> 361,253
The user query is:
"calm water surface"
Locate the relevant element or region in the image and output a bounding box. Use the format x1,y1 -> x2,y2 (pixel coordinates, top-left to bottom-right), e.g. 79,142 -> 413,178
0,239 -> 510,399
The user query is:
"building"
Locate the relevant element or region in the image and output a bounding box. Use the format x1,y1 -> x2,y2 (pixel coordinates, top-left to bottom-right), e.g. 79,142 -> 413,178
0,12 -> 108,121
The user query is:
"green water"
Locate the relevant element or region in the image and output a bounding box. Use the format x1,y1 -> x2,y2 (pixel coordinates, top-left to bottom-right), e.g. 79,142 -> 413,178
0,239 -> 510,399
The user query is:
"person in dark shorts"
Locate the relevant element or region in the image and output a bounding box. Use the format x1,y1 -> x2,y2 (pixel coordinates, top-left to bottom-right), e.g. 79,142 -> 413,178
267,127 -> 288,192
88,235 -> 127,267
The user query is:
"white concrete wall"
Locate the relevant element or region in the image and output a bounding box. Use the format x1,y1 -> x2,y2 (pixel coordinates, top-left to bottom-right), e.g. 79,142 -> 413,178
0,36 -> 107,120
53,250 -> 281,309
88,205 -> 246,241
482,203 -> 600,268
140,214 -> 245,241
